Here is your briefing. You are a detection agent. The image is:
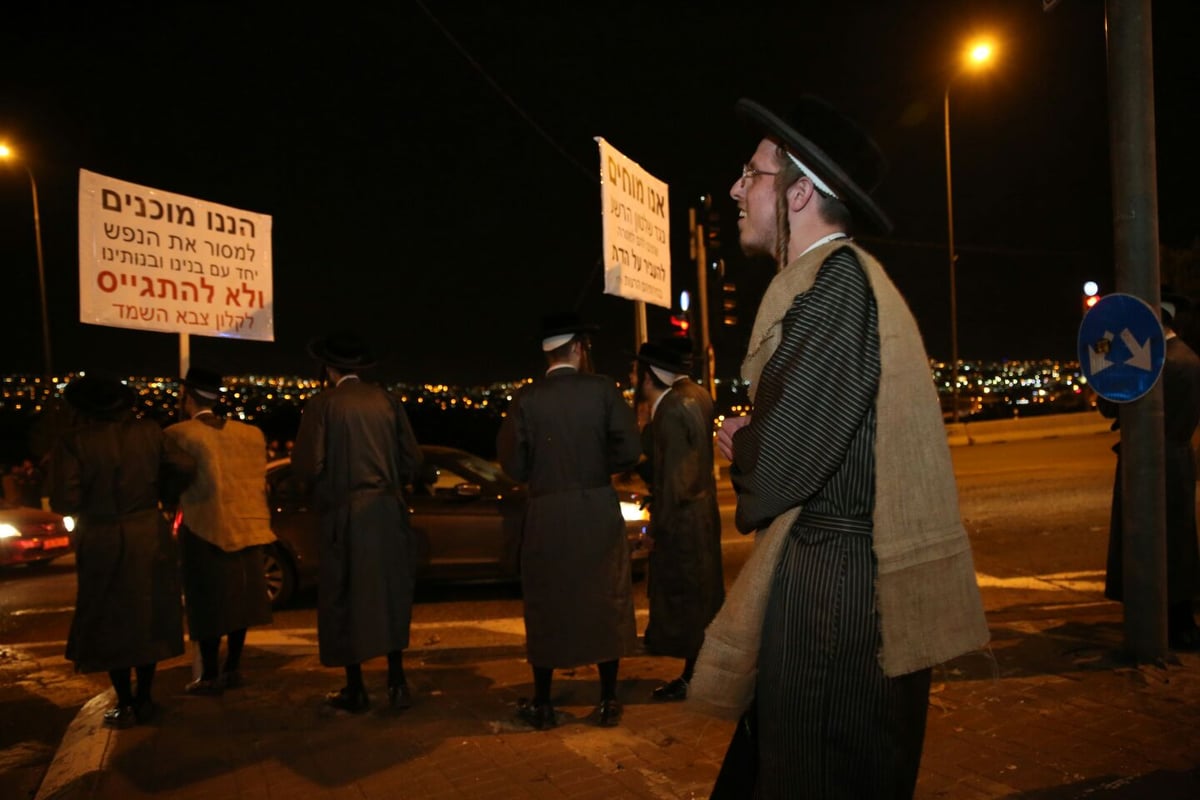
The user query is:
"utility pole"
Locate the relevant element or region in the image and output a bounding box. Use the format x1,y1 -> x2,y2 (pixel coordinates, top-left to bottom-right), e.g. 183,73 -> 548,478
690,203 -> 717,402
1107,0 -> 1167,663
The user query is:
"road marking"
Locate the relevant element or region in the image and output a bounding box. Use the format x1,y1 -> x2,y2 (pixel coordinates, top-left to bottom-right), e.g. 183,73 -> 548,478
7,606 -> 75,616
254,609 -> 653,644
975,571 -> 1106,593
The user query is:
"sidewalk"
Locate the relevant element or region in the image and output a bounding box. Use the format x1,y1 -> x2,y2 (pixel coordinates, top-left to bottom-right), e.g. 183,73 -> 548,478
32,600 -> 1200,800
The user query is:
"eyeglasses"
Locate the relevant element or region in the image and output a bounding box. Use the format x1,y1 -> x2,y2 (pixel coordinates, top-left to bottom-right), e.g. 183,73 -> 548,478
740,163 -> 778,182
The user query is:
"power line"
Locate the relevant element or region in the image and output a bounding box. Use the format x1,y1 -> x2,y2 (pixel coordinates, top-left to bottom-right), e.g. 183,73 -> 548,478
412,0 -> 597,185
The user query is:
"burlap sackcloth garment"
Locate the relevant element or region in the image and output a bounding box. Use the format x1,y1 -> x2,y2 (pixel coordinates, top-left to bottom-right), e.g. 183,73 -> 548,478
687,240 -> 990,720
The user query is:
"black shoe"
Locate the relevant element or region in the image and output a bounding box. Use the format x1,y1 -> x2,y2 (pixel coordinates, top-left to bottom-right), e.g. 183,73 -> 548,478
220,670 -> 243,690
184,677 -> 223,696
516,698 -> 557,730
651,677 -> 689,702
594,698 -> 623,727
325,686 -> 370,713
103,705 -> 138,729
387,683 -> 413,710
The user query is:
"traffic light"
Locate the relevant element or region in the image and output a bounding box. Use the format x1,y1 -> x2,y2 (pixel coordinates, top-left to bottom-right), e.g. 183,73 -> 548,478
722,281 -> 737,326
1082,280 -> 1100,313
706,208 -> 721,253
670,310 -> 691,337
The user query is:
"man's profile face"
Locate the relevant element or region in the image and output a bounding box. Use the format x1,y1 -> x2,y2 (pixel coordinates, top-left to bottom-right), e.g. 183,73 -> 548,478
730,138 -> 782,259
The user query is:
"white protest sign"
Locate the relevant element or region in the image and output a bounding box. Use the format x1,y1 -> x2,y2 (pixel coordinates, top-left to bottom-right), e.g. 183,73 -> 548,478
78,169 -> 274,341
596,138 -> 670,308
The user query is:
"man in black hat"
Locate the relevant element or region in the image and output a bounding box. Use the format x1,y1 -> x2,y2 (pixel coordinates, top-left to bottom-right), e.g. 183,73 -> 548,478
48,374 -> 195,727
634,339 -> 724,702
497,312 -> 642,728
166,367 -> 276,694
698,97 -> 988,798
1101,289 -> 1200,650
292,332 -> 423,712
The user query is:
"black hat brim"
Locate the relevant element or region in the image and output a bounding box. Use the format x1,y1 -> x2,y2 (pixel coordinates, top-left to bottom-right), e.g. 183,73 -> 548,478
307,337 -> 378,370
735,98 -> 893,235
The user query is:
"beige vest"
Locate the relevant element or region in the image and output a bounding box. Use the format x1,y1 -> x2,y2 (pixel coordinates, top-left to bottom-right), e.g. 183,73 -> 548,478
166,418 -> 276,552
689,240 -> 989,719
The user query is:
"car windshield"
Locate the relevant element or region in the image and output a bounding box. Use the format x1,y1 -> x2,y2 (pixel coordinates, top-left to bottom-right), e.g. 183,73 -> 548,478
436,450 -> 509,486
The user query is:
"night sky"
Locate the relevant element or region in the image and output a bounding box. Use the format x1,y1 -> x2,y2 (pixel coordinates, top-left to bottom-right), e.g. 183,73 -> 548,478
1,1 -> 1197,385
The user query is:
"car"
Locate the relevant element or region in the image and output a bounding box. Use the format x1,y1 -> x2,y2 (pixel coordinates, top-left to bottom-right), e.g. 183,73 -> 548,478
263,445 -> 649,607
0,501 -> 76,568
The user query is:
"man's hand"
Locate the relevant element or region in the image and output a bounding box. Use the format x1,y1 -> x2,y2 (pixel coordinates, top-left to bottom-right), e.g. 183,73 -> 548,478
717,414 -> 751,462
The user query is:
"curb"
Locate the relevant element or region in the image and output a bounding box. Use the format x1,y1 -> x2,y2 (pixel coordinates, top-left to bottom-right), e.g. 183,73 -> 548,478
35,690 -> 115,800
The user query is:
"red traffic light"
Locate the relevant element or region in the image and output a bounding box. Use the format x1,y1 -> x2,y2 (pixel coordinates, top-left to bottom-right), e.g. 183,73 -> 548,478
670,314 -> 690,335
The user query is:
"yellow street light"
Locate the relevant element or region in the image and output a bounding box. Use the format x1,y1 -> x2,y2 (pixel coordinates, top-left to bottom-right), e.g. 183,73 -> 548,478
944,37 -> 997,423
0,143 -> 53,376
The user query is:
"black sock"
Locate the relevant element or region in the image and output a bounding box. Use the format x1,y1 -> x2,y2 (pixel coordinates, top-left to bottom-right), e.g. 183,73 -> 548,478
387,650 -> 406,687
225,629 -> 247,672
109,669 -> 135,707
598,659 -> 619,701
344,663 -> 364,693
134,663 -> 156,703
532,666 -> 553,705
682,656 -> 697,682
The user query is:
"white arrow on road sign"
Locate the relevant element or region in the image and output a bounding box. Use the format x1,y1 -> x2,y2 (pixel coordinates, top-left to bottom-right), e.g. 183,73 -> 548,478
1089,331 -> 1115,374
1119,328 -> 1152,370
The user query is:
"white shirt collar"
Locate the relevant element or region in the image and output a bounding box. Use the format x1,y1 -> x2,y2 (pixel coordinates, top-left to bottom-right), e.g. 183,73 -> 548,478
651,386 -> 672,419
546,364 -> 576,377
798,232 -> 849,258
336,374 -> 360,387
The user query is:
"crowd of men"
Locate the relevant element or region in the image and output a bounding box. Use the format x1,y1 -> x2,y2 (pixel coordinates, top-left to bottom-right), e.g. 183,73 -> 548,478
32,94 -> 1199,799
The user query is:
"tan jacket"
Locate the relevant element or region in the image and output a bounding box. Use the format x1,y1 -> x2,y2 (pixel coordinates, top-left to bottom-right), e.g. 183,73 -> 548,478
690,240 -> 989,718
166,415 -> 275,552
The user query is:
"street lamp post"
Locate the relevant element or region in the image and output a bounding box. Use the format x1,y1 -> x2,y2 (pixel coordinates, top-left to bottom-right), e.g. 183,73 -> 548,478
944,87 -> 960,423
943,39 -> 995,424
0,144 -> 53,376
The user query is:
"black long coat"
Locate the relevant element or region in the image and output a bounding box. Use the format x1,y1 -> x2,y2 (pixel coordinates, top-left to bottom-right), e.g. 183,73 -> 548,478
639,378 -> 724,658
1104,335 -> 1200,604
497,366 -> 641,667
48,412 -> 195,673
292,378 -> 422,667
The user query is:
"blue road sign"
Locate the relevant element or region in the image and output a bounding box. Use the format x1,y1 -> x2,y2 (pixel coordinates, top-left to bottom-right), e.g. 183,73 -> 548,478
1077,293 -> 1164,403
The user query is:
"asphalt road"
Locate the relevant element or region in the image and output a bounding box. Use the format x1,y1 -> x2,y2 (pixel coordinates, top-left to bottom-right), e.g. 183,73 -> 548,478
0,430 -> 1123,798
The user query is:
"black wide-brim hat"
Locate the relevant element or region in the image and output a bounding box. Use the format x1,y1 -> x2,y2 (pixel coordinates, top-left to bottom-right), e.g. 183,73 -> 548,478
735,96 -> 893,234
63,374 -> 135,415
307,331 -> 377,370
1160,285 -> 1193,324
540,311 -> 600,340
637,339 -> 693,375
181,366 -> 224,397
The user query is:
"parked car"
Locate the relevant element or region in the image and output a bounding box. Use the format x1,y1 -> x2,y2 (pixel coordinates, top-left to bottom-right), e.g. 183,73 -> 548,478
0,501 -> 75,568
263,445 -> 649,607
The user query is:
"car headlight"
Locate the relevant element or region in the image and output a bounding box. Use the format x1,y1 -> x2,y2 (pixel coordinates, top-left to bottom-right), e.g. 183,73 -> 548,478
619,501 -> 649,522
0,523 -> 21,539
62,516 -> 76,533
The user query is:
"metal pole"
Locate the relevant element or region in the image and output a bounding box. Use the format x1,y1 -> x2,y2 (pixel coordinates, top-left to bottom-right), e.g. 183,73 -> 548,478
944,87 -> 960,424
24,165 -> 52,377
696,223 -> 714,400
1106,0 -> 1167,663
